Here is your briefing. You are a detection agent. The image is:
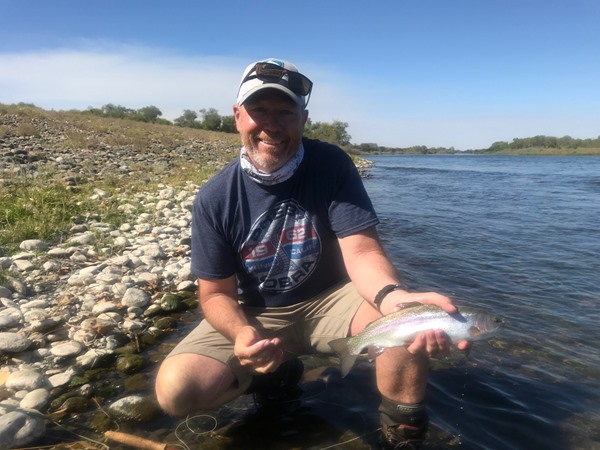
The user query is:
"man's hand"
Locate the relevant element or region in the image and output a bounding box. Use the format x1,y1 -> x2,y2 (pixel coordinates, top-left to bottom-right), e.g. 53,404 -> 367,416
382,290 -> 471,358
233,325 -> 284,374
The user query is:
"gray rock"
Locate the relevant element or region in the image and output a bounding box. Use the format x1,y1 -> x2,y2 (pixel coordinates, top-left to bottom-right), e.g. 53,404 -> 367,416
20,299 -> 48,311
138,243 -> 166,259
0,286 -> 12,298
5,369 -> 45,390
92,301 -> 118,315
108,395 -> 160,422
0,410 -> 46,448
0,313 -> 19,330
47,247 -> 71,258
12,259 -> 35,272
48,369 -> 75,388
50,340 -> 83,358
121,287 -> 150,308
19,388 -> 50,410
19,239 -> 49,252
69,232 -> 96,245
0,332 -> 31,352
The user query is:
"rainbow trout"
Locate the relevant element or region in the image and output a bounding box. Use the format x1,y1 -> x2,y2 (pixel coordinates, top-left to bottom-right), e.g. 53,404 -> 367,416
329,303 -> 503,376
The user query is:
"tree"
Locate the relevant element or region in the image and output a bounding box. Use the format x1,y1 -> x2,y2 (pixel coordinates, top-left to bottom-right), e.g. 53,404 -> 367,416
136,105 -> 162,123
199,108 -> 222,131
174,110 -> 200,128
304,119 -> 352,146
101,104 -> 134,119
220,115 -> 237,133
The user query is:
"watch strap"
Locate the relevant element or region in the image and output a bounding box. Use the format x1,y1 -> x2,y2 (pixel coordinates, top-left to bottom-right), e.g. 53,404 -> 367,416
374,284 -> 402,312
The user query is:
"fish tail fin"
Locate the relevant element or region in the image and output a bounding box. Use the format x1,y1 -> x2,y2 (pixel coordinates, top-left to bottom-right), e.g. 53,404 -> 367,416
328,337 -> 358,378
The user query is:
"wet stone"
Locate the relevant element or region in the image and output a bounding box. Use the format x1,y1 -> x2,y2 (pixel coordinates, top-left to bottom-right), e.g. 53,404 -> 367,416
108,395 -> 160,423
116,354 -> 145,374
56,396 -> 90,413
0,410 -> 46,448
160,293 -> 185,312
153,316 -> 177,330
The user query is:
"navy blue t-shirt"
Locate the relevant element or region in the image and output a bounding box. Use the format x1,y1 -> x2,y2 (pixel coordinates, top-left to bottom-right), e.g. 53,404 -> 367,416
191,138 -> 379,307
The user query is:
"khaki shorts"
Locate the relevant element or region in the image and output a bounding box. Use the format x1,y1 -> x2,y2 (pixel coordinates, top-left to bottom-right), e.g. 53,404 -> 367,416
168,281 -> 365,388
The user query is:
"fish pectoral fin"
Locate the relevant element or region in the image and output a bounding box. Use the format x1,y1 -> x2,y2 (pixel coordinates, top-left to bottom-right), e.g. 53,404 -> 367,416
367,345 -> 386,359
468,326 -> 482,338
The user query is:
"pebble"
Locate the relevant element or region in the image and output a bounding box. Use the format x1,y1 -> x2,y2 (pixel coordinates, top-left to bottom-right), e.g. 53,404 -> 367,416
0,182 -> 201,446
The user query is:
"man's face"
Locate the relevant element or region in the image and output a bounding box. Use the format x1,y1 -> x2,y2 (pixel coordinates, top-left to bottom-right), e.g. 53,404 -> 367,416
234,90 -> 308,173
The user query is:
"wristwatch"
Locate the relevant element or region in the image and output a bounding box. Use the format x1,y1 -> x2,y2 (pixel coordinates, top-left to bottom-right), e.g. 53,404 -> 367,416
374,284 -> 403,312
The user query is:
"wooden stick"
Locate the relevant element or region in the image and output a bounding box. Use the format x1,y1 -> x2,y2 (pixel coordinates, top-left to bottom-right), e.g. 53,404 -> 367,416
104,430 -> 166,450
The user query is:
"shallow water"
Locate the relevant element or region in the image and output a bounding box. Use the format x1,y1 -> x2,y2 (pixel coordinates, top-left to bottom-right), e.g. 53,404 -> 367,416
39,155 -> 600,450
362,155 -> 600,449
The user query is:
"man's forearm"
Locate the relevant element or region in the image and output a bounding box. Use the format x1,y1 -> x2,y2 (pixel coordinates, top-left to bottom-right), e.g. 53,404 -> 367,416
198,277 -> 249,343
201,294 -> 250,342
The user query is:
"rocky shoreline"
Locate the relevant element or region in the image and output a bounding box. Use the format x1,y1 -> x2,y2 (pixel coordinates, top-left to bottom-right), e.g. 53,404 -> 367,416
0,182 -> 202,448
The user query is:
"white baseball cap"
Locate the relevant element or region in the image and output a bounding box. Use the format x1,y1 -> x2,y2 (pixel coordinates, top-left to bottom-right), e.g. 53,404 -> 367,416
236,58 -> 313,107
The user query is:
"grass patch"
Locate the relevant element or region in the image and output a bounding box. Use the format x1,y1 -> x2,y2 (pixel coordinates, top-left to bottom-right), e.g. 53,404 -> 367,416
0,162 -> 220,254
0,178 -> 98,252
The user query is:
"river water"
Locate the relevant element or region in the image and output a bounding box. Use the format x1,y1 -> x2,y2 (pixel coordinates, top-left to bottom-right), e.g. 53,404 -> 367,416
361,154 -> 600,449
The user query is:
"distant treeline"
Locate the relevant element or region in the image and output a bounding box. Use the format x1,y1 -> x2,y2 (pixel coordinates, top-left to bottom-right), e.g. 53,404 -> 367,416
82,104 -> 355,147
351,136 -> 600,155
482,135 -> 600,152
83,104 -> 238,132
349,143 -> 456,155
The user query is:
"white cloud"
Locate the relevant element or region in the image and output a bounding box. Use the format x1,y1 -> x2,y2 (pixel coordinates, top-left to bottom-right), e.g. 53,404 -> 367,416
1,45 -> 598,150
0,47 -> 245,119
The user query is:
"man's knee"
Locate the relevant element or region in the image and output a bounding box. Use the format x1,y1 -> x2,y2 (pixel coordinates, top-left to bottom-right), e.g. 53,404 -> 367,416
155,353 -> 237,416
155,357 -> 192,416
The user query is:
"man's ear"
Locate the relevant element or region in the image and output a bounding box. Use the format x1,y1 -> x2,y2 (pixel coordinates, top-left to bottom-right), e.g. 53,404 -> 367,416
233,104 -> 241,131
302,109 -> 309,125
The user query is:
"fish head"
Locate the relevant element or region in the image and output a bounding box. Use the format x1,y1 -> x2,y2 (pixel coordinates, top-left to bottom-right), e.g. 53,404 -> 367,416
468,313 -> 504,339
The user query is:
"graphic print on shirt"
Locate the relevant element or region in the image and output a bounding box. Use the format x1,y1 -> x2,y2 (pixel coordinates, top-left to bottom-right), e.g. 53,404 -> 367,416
240,200 -> 321,293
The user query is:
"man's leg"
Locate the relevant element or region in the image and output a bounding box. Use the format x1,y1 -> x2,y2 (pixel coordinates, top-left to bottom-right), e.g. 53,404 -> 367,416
155,311 -> 306,416
155,352 -> 246,416
350,301 -> 429,448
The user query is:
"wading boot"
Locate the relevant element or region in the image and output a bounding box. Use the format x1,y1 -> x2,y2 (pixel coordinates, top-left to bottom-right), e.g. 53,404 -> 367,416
245,357 -> 304,408
379,398 -> 429,449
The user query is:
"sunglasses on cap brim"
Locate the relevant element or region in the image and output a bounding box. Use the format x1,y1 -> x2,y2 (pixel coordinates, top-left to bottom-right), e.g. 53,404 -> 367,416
243,62 -> 313,99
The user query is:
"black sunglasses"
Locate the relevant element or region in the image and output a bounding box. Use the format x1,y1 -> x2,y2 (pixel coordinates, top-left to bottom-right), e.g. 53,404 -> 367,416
243,62 -> 313,99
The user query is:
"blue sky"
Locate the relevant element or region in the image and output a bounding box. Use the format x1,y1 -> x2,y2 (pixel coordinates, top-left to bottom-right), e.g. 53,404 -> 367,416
1,0 -> 598,150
